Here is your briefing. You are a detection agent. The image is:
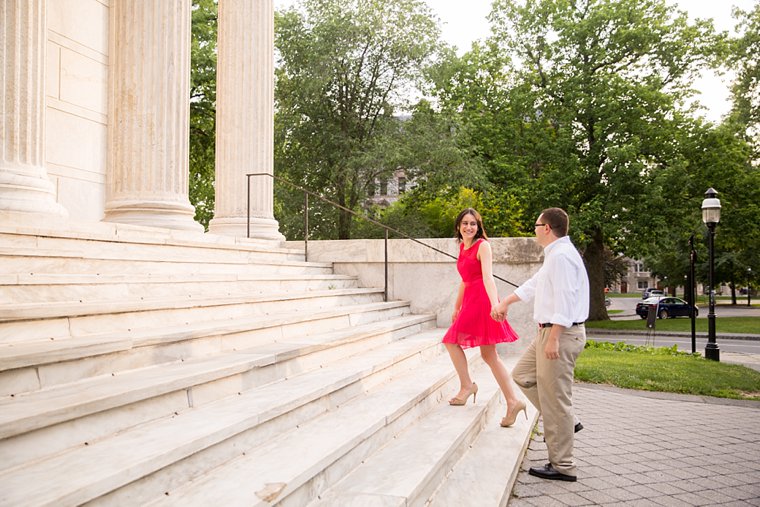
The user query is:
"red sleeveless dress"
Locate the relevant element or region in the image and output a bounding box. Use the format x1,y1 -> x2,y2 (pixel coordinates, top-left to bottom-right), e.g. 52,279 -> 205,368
442,239 -> 519,349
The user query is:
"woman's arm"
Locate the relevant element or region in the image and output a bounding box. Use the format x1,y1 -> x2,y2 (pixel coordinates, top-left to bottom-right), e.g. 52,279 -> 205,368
478,241 -> 500,308
452,281 -> 465,322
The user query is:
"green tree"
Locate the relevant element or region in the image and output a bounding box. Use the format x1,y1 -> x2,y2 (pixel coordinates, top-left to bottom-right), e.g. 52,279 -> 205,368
189,0 -> 218,230
473,0 -> 722,319
355,185 -> 528,239
274,0 -> 457,239
635,119 -> 759,303
730,3 -> 760,159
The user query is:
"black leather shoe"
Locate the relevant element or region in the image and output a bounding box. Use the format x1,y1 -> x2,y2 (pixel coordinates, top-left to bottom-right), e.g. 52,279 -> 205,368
528,463 -> 577,482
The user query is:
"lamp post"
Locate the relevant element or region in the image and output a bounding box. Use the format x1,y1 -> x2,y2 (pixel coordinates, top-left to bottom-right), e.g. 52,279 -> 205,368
688,235 -> 697,354
702,188 -> 721,361
748,267 -> 752,307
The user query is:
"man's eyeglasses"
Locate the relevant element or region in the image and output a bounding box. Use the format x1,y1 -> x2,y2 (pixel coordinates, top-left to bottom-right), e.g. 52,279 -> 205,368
534,223 -> 548,228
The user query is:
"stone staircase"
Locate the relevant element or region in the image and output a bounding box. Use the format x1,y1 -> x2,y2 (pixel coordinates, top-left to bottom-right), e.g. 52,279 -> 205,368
0,219 -> 536,507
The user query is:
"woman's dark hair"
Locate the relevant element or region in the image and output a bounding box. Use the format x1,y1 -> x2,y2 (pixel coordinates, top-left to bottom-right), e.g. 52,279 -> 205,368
454,208 -> 488,242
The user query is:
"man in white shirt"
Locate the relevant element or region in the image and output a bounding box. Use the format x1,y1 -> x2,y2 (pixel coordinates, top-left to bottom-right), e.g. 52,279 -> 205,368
491,207 -> 589,482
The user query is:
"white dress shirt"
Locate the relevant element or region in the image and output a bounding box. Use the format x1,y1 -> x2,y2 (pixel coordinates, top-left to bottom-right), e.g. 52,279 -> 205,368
514,236 -> 590,327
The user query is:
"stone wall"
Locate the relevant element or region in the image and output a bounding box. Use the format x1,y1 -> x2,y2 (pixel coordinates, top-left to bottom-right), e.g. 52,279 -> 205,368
286,237 -> 545,350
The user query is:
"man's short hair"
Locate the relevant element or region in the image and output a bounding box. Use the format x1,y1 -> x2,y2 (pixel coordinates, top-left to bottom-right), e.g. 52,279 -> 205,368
540,207 -> 569,237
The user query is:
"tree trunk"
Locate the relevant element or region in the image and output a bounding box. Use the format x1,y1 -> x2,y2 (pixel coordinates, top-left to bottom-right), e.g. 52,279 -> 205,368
583,228 -> 609,321
338,208 -> 351,239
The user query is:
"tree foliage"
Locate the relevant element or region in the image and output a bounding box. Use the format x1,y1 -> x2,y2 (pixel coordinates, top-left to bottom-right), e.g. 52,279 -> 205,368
189,0 -> 218,230
437,0 -> 723,319
184,0 -> 757,314
274,0 -> 479,239
730,2 -> 760,159
354,186 -> 528,239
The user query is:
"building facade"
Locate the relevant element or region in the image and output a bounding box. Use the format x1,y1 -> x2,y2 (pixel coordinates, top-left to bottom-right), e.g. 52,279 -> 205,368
366,169 -> 409,208
1,0 -> 282,240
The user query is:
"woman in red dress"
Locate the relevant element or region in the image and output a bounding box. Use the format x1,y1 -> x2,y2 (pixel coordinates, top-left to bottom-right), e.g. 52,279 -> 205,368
442,208 -> 526,427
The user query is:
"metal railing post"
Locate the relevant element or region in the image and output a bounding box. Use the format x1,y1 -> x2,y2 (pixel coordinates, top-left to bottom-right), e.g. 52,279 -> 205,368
304,193 -> 309,262
246,174 -> 251,238
384,229 -> 388,302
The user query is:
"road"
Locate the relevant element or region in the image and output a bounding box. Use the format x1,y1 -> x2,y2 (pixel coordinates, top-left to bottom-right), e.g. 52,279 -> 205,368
596,296 -> 760,356
607,296 -> 760,319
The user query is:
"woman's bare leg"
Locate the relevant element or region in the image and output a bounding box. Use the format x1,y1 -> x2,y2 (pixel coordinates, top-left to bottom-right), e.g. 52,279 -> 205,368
480,345 -> 519,406
445,342 -> 474,401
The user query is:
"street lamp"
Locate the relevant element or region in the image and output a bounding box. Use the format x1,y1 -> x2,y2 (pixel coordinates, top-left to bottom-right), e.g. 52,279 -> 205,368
688,235 -> 697,354
701,188 -> 721,361
748,267 -> 753,307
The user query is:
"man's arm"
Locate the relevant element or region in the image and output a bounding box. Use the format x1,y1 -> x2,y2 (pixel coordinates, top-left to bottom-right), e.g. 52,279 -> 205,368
491,292 -> 521,321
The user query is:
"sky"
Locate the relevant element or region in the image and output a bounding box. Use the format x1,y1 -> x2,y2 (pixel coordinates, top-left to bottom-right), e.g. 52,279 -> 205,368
273,0 -> 757,123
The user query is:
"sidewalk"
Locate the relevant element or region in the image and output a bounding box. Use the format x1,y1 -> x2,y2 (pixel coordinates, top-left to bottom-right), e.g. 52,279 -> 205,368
722,351 -> 760,372
508,385 -> 760,506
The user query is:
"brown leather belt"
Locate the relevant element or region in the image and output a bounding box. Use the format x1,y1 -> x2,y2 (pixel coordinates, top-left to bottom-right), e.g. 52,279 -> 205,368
538,322 -> 584,328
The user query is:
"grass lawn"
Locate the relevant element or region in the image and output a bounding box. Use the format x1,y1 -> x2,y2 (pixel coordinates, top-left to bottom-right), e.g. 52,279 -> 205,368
576,341 -> 760,400
587,316 -> 760,334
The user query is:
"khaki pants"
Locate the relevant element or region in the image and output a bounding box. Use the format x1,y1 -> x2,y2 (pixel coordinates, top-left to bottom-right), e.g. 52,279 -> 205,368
513,325 -> 586,476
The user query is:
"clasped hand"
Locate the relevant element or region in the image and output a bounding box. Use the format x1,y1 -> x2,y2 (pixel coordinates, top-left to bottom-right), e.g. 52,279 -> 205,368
490,300 -> 507,321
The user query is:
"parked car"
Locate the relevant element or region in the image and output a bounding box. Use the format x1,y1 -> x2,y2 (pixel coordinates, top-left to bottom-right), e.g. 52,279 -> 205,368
636,296 -> 698,319
641,288 -> 665,299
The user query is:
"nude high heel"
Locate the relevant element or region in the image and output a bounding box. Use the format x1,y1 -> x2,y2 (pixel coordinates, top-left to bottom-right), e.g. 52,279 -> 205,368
449,383 -> 478,406
500,400 -> 527,427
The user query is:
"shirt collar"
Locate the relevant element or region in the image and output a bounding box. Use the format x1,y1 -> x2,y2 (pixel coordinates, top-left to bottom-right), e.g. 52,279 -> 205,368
543,235 -> 571,255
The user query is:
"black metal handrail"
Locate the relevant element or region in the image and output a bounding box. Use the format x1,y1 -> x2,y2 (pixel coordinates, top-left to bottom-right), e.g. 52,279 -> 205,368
246,172 -> 519,300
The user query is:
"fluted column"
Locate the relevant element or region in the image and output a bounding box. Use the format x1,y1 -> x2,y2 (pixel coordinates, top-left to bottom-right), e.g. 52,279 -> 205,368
0,0 -> 68,218
103,0 -> 202,231
208,0 -> 284,240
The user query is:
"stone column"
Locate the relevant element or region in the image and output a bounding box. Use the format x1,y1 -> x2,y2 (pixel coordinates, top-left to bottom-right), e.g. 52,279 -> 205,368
208,0 -> 284,240
0,0 -> 68,218
103,0 -> 202,232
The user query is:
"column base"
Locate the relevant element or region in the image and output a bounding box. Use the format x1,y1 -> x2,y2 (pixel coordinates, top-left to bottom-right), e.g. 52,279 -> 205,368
0,165 -> 69,218
103,200 -> 203,232
208,215 -> 285,241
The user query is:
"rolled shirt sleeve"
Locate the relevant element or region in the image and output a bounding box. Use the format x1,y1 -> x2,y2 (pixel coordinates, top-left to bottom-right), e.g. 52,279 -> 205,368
514,272 -> 537,304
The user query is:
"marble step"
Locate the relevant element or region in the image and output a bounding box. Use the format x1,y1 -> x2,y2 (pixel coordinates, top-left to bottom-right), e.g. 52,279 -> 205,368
0,331 -> 444,507
0,224 -> 305,263
0,290 -> 399,346
0,242 -> 304,268
0,300 -> 415,395
2,273 -> 359,305
0,214 -> 296,255
0,254 -> 334,283
310,361 -> 503,507
0,286 -> 384,322
5,271 -> 354,286
0,315 -> 436,471
146,333 -> 468,507
427,368 -> 538,507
